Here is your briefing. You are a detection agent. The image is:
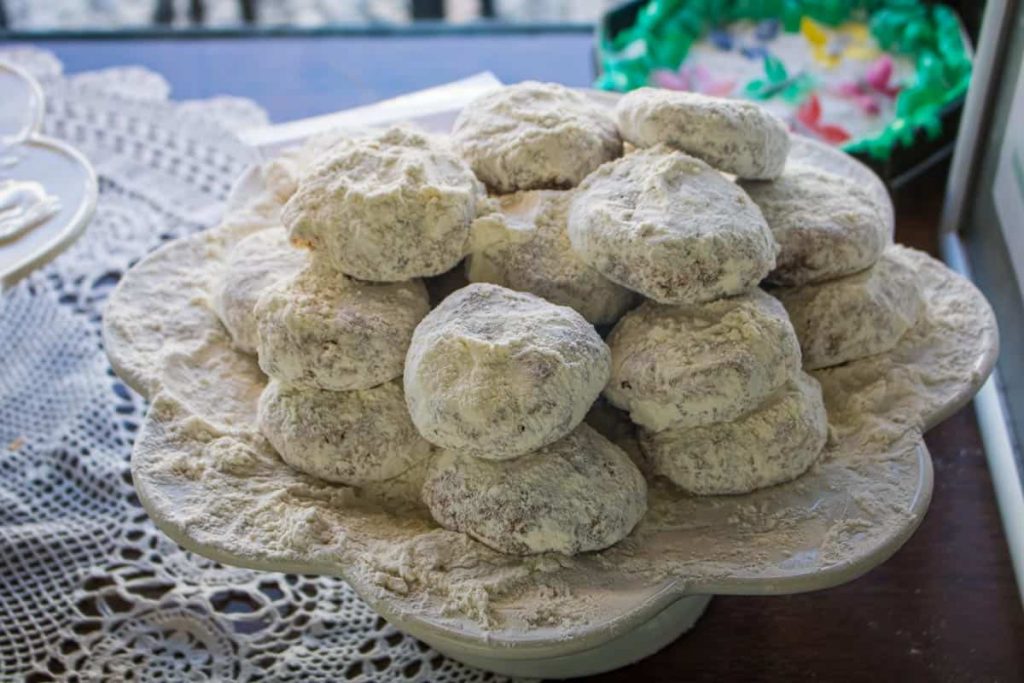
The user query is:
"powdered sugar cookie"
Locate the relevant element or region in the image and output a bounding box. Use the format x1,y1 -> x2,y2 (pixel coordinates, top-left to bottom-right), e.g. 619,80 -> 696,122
616,88 -> 790,179
256,264 -> 430,391
452,81 -> 622,192
788,134 -> 894,238
775,248 -> 922,370
259,379 -> 430,486
282,125 -> 484,281
422,423 -> 647,555
466,190 -> 637,325
605,289 -> 801,432
404,283 -> 610,460
640,372 -> 828,495
740,163 -> 889,285
567,146 -> 777,305
211,228 -> 308,355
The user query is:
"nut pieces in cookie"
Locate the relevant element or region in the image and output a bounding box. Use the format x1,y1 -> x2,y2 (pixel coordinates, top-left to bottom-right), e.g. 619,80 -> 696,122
605,289 -> 802,432
259,379 -> 431,486
212,228 -> 307,355
740,163 -> 890,286
466,189 -> 637,325
775,248 -> 923,370
640,372 -> 828,496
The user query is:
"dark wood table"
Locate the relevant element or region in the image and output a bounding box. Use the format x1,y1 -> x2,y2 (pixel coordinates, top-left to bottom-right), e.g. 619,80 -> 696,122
6,32 -> 1022,682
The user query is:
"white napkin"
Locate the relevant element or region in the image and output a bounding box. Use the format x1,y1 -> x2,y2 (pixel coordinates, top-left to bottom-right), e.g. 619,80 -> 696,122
239,71 -> 503,157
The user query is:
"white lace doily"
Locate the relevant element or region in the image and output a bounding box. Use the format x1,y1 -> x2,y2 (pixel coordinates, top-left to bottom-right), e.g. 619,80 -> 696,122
0,47 -> 510,683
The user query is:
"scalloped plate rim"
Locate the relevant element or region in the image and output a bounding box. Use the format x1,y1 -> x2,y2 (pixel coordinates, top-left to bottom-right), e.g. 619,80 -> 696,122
0,60 -> 98,290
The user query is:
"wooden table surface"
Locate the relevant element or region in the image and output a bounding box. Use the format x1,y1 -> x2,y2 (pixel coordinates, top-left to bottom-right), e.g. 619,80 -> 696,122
5,32 -> 1022,682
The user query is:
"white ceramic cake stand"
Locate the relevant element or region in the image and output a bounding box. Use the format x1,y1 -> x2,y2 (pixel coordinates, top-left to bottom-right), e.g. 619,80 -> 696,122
0,60 -> 97,291
103,96 -> 998,679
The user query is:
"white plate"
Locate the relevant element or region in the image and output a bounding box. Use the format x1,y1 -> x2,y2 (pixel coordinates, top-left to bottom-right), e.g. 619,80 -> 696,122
0,61 -> 97,291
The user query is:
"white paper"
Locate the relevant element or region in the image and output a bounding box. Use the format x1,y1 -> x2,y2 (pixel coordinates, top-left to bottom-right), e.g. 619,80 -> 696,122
239,72 -> 503,158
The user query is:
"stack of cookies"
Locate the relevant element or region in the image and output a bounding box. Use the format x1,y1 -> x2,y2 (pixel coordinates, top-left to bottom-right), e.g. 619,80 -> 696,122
206,80 -> 913,558
213,126 -> 483,487
451,84 -> 837,497
407,283 -> 647,556
567,88 -> 830,496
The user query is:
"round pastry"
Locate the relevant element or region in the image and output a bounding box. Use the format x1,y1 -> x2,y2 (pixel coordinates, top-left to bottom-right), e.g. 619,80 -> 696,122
211,228 -> 308,355
788,134 -> 895,238
466,190 -> 637,325
605,289 -> 802,432
616,88 -> 790,180
255,264 -> 430,391
640,372 -> 828,496
261,130 -> 354,203
404,283 -> 610,460
739,163 -> 890,285
282,125 -> 484,281
421,423 -> 647,555
774,249 -> 922,370
452,81 -> 622,192
567,145 -> 777,305
259,379 -> 430,486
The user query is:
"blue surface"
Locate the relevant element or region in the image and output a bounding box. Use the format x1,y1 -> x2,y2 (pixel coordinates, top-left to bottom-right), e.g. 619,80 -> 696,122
4,34 -> 596,122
